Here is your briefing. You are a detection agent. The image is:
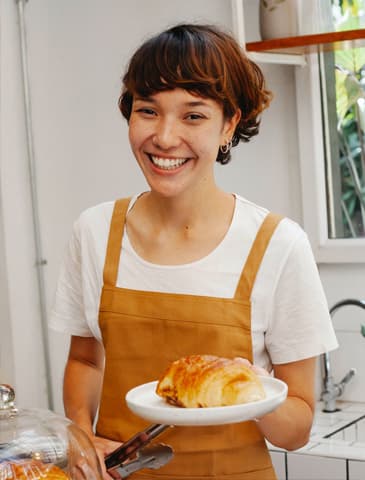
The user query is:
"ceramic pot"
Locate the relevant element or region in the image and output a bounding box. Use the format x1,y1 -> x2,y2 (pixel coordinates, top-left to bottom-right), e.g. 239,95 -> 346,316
259,0 -> 298,40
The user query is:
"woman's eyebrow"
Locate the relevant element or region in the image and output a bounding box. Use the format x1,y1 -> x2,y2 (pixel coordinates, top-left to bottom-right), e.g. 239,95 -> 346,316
134,96 -> 155,103
185,101 -> 211,108
133,97 -> 212,108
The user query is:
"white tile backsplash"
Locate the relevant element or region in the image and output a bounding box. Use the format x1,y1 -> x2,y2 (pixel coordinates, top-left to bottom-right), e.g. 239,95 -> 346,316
308,442 -> 365,461
327,417 -> 365,443
287,453 -> 346,480
318,265 -> 365,407
327,302 -> 365,333
349,460 -> 365,480
270,450 -> 286,480
356,418 -> 365,442
325,331 -> 365,403
270,402 -> 365,479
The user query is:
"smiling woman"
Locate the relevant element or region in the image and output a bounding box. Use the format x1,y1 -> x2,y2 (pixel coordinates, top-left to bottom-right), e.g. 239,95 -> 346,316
119,23 -> 271,164
127,89 -> 240,201
49,23 -> 338,480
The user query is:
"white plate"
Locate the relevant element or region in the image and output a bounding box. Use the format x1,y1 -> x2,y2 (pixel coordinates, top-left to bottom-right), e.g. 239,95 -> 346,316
125,377 -> 287,426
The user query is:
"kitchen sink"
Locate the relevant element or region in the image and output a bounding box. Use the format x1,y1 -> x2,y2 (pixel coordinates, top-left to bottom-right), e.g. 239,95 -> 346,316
268,402 -> 365,459
323,414 -> 365,443
299,403 -> 365,461
268,402 -> 365,475
310,402 -> 365,440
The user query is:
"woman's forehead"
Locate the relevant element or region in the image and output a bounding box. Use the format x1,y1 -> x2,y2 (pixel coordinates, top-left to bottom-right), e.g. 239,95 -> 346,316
133,88 -> 221,108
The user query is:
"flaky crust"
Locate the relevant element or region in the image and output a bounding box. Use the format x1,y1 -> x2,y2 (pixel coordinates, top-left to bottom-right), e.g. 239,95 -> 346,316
156,354 -> 266,408
0,460 -> 70,479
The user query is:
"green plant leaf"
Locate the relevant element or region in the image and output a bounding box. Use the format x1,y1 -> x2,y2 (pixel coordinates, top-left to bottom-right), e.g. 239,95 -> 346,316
361,324 -> 365,337
335,48 -> 365,74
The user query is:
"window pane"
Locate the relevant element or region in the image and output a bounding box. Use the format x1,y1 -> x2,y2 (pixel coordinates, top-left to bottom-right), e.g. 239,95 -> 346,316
320,3 -> 365,238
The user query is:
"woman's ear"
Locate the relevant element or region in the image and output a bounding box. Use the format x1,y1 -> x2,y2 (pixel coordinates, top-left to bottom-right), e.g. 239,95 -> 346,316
224,109 -> 241,139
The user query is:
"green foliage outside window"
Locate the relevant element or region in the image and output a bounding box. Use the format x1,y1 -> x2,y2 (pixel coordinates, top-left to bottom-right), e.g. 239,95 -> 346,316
332,0 -> 365,237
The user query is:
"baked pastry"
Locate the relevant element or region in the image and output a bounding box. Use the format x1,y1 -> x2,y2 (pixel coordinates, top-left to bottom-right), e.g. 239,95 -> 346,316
0,460 -> 70,479
156,354 -> 266,408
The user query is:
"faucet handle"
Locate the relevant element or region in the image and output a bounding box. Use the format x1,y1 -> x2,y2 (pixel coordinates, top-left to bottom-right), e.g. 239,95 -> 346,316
338,368 -> 356,394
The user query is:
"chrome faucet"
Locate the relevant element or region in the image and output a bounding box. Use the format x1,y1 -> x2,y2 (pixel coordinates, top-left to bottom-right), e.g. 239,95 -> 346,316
321,298 -> 365,412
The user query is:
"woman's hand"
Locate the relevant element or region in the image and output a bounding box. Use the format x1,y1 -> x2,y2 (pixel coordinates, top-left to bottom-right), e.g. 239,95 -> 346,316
90,434 -> 123,480
235,356 -> 316,450
89,429 -> 151,479
69,434 -> 122,479
233,357 -> 271,377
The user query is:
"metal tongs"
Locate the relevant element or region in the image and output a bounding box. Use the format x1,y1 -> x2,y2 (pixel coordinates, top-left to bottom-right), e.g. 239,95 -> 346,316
104,424 -> 173,478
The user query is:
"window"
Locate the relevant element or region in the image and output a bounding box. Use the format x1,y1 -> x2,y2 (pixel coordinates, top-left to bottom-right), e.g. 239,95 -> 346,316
234,0 -> 365,262
296,1 -> 365,262
320,40 -> 365,239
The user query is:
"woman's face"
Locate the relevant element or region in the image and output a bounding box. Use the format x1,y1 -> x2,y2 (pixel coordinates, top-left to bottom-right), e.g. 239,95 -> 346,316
128,88 -> 240,199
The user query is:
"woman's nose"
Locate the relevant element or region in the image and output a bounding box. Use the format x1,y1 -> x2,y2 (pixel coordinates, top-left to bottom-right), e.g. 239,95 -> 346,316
152,119 -> 181,150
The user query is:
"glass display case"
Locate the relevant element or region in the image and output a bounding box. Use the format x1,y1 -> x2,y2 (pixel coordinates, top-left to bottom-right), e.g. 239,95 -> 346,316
0,384 -> 102,479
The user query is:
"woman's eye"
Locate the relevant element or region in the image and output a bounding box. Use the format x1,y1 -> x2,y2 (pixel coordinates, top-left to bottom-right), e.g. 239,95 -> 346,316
136,108 -> 156,116
186,113 -> 205,121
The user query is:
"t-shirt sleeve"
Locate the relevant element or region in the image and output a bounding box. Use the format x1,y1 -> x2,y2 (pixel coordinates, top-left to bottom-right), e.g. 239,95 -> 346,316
49,218 -> 94,337
265,231 -> 338,364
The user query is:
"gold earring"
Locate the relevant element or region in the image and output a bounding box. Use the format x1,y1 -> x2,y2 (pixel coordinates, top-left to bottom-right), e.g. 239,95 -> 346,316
219,139 -> 232,154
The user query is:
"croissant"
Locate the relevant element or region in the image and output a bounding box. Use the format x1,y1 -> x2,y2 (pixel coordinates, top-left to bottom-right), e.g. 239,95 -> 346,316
0,460 -> 70,479
156,354 -> 266,408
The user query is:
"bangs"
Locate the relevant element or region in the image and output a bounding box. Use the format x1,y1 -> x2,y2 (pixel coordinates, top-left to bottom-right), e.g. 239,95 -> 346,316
122,27 -> 228,101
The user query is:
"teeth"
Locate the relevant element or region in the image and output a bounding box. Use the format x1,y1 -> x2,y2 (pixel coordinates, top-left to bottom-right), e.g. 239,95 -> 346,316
151,156 -> 187,170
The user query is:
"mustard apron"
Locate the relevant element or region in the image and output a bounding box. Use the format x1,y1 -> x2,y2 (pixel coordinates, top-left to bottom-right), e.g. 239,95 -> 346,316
96,198 -> 282,479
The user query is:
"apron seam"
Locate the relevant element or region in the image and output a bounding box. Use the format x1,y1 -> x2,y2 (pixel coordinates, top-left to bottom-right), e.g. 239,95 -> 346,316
101,285 -> 251,305
134,464 -> 275,477
99,313 -> 251,331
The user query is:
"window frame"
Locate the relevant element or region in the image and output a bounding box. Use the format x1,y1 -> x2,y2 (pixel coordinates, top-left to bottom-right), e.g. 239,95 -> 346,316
295,52 -> 365,263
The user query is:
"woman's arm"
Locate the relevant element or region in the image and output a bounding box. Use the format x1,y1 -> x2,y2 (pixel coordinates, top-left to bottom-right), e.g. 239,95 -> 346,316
63,336 -> 121,479
63,335 -> 105,435
256,357 -> 316,451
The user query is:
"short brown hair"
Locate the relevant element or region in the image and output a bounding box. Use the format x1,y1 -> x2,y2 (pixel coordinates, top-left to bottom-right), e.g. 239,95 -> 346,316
119,24 -> 272,164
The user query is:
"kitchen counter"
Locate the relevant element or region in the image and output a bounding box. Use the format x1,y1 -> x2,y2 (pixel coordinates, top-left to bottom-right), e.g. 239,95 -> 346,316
268,401 -> 365,461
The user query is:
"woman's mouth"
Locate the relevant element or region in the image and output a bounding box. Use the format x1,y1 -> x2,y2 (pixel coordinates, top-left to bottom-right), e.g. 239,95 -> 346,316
149,155 -> 188,171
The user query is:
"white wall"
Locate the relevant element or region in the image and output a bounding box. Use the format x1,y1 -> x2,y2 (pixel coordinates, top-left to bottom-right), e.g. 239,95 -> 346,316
1,0 -> 364,414
319,264 -> 365,403
1,0 -> 49,409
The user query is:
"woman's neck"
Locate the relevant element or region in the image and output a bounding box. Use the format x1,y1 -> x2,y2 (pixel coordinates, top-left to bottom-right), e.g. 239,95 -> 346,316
141,188 -> 232,232
126,189 -> 236,265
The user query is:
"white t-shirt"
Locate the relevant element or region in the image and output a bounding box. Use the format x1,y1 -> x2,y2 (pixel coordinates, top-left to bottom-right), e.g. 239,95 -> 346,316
50,194 -> 338,370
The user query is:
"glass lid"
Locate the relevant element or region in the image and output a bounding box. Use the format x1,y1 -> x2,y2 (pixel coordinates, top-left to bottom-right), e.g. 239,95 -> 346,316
0,384 -> 102,479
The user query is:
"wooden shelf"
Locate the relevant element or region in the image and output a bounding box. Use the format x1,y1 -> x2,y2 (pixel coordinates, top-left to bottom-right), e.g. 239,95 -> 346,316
246,29 -> 365,55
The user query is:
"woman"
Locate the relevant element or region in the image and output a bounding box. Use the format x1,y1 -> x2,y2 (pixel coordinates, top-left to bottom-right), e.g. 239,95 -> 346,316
50,24 -> 337,479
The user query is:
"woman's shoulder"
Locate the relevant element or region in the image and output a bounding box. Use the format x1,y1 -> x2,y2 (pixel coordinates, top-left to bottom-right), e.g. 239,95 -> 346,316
234,194 -> 269,219
78,200 -> 115,225
68,197 -> 133,248
76,194 -> 138,228
234,194 -> 305,240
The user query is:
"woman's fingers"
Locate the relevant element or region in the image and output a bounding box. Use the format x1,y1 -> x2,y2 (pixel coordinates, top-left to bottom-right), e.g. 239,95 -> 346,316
234,357 -> 270,376
233,357 -> 251,366
251,364 -> 270,376
90,435 -> 123,480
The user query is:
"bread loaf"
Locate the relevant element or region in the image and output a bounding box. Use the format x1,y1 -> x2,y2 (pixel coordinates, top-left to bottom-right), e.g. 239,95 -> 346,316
0,460 -> 70,479
156,354 -> 266,408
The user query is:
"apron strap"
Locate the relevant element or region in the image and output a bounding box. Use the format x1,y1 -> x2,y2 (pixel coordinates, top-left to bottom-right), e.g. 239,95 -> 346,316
234,212 -> 283,300
103,197 -> 131,286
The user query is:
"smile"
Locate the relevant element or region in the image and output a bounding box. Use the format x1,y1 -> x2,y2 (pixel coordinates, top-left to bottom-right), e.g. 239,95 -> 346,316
150,155 -> 188,170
